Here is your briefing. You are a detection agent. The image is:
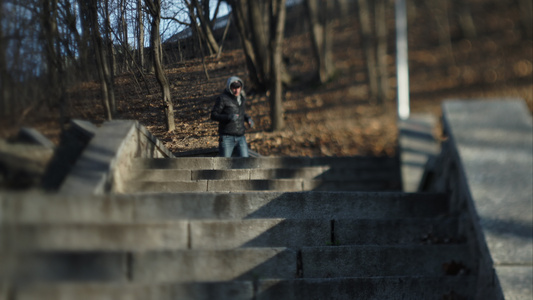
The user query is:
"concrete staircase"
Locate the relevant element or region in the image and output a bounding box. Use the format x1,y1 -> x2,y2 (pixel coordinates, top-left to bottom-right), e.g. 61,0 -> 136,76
123,156 -> 402,193
2,156 -> 477,299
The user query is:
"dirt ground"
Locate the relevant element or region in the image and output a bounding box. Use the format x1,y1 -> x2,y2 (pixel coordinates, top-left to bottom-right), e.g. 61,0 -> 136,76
1,3 -> 531,158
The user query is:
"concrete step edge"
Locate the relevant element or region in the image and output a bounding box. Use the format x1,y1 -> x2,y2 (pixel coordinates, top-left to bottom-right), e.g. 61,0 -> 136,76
2,217 -> 461,251
3,191 -> 449,222
4,245 -> 473,282
131,157 -> 399,170
6,275 -> 477,300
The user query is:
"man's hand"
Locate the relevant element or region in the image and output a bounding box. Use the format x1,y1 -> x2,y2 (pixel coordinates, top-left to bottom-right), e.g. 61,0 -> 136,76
247,119 -> 254,128
229,114 -> 239,121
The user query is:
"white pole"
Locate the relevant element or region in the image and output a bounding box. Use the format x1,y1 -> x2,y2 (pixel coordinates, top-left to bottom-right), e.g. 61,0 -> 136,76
395,0 -> 410,120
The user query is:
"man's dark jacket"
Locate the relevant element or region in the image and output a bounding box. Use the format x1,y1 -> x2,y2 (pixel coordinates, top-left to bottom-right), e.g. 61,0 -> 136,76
211,89 -> 251,136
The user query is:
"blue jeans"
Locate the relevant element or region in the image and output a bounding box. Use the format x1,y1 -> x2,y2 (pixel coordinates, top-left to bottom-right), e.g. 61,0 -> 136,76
219,135 -> 249,157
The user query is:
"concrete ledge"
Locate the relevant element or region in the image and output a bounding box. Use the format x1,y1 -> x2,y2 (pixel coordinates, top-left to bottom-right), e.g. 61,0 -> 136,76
423,99 -> 533,300
59,120 -> 174,195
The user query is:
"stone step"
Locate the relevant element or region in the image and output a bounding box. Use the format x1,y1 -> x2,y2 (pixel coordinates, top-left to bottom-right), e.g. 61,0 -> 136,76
4,245 -> 471,283
125,179 -> 396,192
2,192 -> 449,222
256,276 -> 475,300
9,276 -> 476,300
131,156 -> 399,170
299,245 -> 472,278
2,217 -> 460,251
128,167 -> 398,181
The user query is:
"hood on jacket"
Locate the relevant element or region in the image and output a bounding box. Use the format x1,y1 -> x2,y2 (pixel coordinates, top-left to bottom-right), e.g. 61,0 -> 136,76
226,76 -> 244,94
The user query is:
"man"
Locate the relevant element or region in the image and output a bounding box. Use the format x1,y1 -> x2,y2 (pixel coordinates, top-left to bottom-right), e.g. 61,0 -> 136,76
211,76 -> 254,157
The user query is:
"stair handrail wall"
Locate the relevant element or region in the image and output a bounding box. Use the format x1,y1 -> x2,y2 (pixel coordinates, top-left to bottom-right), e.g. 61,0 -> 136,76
419,99 -> 533,300
59,120 -> 174,195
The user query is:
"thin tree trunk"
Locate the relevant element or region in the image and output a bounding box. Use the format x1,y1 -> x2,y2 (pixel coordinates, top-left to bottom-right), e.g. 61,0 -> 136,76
104,0 -> 116,114
228,0 -> 290,92
248,0 -> 270,86
375,0 -> 389,103
191,0 -> 220,55
121,0 -> 129,71
145,0 -> 175,132
335,0 -> 350,22
357,0 -> 379,103
216,13 -> 232,59
270,0 -> 286,131
428,0 -> 455,66
305,0 -> 335,84
186,0 -> 209,79
454,0 -> 476,38
137,0 -> 145,70
229,0 -> 263,89
41,0 -> 59,109
88,0 -> 112,120
78,1 -> 92,80
0,0 -> 10,116
518,0 -> 532,39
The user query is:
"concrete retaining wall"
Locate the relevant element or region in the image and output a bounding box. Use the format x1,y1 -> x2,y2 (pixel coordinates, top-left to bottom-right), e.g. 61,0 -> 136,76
59,121 -> 174,195
420,99 -> 532,300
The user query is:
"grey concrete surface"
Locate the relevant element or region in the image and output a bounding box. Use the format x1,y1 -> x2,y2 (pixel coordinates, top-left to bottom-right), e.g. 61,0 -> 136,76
1,192 -> 135,223
334,217 -> 459,245
14,282 -> 254,300
6,252 -> 128,282
2,222 -> 189,251
131,248 -> 296,282
60,121 -> 137,195
7,277 -> 475,300
442,99 -> 533,300
1,217 -> 461,251
1,191 -> 449,222
207,179 -> 305,192
131,156 -> 399,170
257,276 -> 476,300
58,120 -> 175,195
189,219 -> 331,249
300,245 -> 472,277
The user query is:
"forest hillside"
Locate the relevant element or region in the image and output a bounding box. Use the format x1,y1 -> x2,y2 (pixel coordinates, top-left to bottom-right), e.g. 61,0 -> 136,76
0,0 -> 531,157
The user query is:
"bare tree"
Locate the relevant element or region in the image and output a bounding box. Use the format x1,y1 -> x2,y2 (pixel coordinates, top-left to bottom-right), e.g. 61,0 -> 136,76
0,0 -> 9,116
453,0 -> 476,39
184,0 -> 211,78
356,0 -> 390,104
40,0 -> 60,108
304,0 -> 335,84
356,0 -> 379,103
137,0 -> 145,70
375,0 -> 389,102
270,0 -> 287,131
85,0 -> 114,120
427,0 -> 455,65
104,0 -> 116,114
189,0 -> 220,55
228,0 -> 290,92
145,0 -> 176,132
228,0 -> 289,130
517,0 -> 532,39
